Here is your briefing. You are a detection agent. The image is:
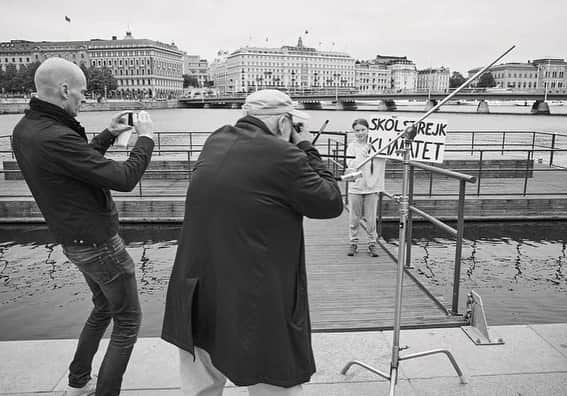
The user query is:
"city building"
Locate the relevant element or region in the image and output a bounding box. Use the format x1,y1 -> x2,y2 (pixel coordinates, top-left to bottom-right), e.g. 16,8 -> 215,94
210,37 -> 356,95
355,61 -> 391,93
0,32 -> 184,98
467,58 -> 567,94
417,67 -> 450,93
0,40 -> 90,71
532,58 -> 567,94
374,55 -> 417,92
183,54 -> 209,87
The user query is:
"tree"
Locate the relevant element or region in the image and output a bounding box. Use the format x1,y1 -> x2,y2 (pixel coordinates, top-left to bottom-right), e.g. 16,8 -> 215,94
22,61 -> 41,93
449,72 -> 466,88
85,66 -> 117,97
477,72 -> 496,88
182,74 -> 199,88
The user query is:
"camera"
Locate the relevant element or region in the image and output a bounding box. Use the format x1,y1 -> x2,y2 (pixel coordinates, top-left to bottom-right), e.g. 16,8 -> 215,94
127,112 -> 134,126
292,122 -> 304,133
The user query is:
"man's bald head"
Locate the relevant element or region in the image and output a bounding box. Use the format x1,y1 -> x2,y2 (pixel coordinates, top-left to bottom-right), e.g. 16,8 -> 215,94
34,57 -> 87,117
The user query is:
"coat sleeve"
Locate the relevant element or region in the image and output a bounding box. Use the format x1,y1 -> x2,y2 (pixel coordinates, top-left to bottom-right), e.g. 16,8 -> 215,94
41,128 -> 154,192
89,129 -> 116,155
288,141 -> 343,219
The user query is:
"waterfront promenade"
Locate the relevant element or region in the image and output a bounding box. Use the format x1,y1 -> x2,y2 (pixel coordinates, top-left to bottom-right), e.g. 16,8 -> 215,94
2,323 -> 567,395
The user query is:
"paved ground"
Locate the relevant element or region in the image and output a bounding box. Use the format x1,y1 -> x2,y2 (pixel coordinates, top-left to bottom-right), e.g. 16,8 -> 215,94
2,323 -> 566,395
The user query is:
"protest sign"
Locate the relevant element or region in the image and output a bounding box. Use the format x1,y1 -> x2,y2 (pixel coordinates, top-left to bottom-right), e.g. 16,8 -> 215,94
366,116 -> 447,164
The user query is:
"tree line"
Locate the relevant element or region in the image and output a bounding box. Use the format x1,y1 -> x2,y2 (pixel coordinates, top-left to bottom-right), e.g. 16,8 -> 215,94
450,71 -> 496,89
0,62 -> 118,97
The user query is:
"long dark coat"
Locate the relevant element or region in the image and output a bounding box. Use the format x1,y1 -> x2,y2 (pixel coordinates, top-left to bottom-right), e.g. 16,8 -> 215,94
162,116 -> 343,387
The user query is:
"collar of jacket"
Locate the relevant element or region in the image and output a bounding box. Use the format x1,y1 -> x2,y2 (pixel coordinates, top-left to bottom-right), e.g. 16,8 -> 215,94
27,97 -> 88,141
235,115 -> 274,136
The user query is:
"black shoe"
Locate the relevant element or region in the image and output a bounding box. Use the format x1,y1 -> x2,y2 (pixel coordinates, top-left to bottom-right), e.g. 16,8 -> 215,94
347,244 -> 358,256
368,244 -> 379,257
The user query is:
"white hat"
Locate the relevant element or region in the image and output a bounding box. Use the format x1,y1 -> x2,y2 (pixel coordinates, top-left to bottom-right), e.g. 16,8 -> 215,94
242,89 -> 310,119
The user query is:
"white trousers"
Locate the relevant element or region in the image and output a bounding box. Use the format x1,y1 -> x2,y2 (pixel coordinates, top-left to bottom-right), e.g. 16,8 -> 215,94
348,192 -> 379,245
179,347 -> 304,396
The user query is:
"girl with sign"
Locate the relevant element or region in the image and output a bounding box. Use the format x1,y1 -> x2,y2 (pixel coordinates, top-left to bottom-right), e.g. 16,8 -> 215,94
345,118 -> 387,257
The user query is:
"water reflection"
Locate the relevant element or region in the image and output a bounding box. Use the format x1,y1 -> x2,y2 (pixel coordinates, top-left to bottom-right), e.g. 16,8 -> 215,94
1,221 -> 566,340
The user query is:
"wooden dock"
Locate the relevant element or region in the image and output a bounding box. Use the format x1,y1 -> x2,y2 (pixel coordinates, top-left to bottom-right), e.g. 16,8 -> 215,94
304,212 -> 462,331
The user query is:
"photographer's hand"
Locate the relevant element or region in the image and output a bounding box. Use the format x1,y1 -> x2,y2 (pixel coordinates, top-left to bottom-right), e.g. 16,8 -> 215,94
134,111 -> 155,141
108,110 -> 133,137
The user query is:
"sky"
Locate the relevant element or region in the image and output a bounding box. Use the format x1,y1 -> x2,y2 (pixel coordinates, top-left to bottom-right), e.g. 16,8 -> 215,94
2,0 -> 566,74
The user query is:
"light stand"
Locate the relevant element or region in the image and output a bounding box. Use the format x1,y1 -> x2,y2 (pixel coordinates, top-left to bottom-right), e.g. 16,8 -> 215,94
340,127 -> 467,395
339,45 -> 516,395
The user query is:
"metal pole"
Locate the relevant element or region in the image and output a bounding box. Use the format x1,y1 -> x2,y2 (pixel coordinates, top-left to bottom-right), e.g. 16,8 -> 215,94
550,133 -> 556,166
390,134 -> 412,390
452,179 -> 466,315
406,166 -> 414,268
377,192 -> 383,239
477,151 -> 483,196
523,150 -> 531,196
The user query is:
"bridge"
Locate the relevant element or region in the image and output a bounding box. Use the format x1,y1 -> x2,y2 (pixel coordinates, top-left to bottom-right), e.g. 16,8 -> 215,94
178,91 -> 567,113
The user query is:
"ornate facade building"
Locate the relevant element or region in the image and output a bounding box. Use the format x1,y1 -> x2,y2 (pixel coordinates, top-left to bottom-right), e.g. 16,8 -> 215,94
355,62 -> 391,93
467,58 -> 566,94
210,37 -> 356,94
0,32 -> 184,98
417,67 -> 450,92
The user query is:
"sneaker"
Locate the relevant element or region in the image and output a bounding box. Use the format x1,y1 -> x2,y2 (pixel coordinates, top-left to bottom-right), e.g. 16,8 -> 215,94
368,244 -> 379,257
347,244 -> 358,256
63,376 -> 97,396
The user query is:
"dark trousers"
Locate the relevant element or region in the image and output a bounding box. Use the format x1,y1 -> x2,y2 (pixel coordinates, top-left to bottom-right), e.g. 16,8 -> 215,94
63,234 -> 141,396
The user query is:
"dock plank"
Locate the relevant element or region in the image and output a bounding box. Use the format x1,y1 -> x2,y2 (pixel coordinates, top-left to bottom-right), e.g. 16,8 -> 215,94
303,212 -> 461,331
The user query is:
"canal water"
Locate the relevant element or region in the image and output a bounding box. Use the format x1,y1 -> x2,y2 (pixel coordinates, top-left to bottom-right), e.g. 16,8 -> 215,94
0,221 -> 565,341
0,106 -> 566,340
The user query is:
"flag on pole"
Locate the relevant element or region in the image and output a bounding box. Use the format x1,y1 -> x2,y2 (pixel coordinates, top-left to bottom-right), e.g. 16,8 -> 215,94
65,16 -> 71,22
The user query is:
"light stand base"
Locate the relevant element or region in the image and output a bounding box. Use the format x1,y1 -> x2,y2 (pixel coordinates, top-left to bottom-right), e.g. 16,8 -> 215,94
342,348 -> 467,396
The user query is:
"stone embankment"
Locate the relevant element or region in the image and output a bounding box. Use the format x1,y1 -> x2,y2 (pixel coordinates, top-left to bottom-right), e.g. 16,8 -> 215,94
0,99 -> 181,114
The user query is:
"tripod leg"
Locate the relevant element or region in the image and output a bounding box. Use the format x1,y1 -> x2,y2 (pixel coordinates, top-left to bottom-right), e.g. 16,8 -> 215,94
340,360 -> 390,380
399,349 -> 468,384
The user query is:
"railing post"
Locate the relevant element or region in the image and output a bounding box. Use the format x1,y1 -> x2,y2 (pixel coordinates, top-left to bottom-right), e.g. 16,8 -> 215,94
550,133 -> 556,166
470,132 -> 475,156
452,179 -> 466,315
9,136 -> 14,159
476,151 -> 483,196
343,132 -> 348,170
405,165 -> 415,268
189,133 -> 193,161
157,133 -> 161,156
428,170 -> 433,196
187,150 -> 191,182
523,150 -> 531,196
501,131 -> 506,155
531,131 -> 536,154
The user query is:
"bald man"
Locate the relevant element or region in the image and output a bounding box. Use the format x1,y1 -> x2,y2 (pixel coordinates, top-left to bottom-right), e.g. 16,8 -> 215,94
12,57 -> 155,396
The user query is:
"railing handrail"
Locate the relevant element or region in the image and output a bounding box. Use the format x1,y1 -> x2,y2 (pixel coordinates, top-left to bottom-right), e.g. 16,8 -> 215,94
407,160 -> 477,183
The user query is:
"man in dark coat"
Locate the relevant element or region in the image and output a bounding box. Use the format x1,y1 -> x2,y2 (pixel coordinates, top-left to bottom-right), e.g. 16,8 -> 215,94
162,89 -> 343,395
12,57 -> 154,396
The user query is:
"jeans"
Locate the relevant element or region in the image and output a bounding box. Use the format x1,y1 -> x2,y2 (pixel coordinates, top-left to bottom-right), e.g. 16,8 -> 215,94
348,193 -> 379,246
179,347 -> 304,396
63,234 -> 141,396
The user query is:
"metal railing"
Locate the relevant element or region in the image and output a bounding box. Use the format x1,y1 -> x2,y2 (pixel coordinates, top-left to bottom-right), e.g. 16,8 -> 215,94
377,162 -> 477,315
1,130 -> 566,198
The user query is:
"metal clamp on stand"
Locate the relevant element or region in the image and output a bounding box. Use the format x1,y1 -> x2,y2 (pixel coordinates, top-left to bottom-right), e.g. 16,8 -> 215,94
339,44 -> 516,395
